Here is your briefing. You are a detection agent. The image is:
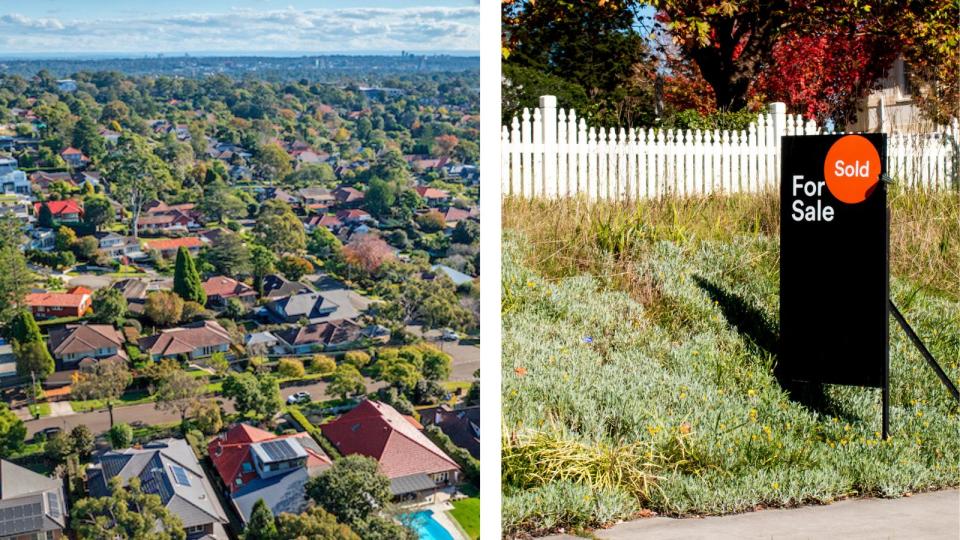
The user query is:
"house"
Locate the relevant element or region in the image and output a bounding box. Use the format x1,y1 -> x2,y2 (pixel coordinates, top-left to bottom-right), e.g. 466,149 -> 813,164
263,286 -> 371,325
34,199 -> 83,223
298,187 -> 335,210
0,157 -> 30,196
86,439 -> 229,539
138,211 -> 196,232
259,187 -> 298,205
0,459 -> 67,539
335,209 -> 372,225
99,128 -> 121,145
0,339 -> 16,379
29,171 -> 74,191
321,400 -> 461,502
25,286 -> 92,319
56,79 -> 77,92
141,236 -> 206,258
244,331 -> 283,355
419,404 -> 480,459
77,171 -> 103,191
95,232 -> 141,258
430,264 -> 475,286
332,186 -> 364,205
202,276 -> 257,308
261,274 -> 312,300
415,186 -> 451,204
112,278 -> 148,315
443,206 -> 472,227
847,57 -> 933,134
208,424 -> 332,523
29,228 -> 56,251
47,323 -> 126,368
275,319 -> 364,353
139,320 -> 232,361
60,146 -> 89,167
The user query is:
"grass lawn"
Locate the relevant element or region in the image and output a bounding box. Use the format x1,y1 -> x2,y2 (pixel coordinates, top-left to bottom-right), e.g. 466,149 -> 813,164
501,191 -> 960,536
448,495 -> 480,540
27,402 -> 51,418
71,389 -> 155,413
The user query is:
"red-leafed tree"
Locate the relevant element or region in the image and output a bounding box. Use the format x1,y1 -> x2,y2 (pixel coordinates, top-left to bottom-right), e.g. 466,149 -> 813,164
754,26 -> 899,124
654,1 -> 904,116
342,235 -> 396,275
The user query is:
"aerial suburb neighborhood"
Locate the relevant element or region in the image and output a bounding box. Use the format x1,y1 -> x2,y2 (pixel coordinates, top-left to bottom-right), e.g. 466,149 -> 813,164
0,34 -> 480,540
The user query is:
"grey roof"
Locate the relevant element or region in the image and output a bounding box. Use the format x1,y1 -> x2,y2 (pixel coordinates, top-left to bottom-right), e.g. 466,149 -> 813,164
308,289 -> 370,322
86,439 -> 228,528
0,460 -> 66,535
389,473 -> 437,495
262,274 -> 313,299
244,331 -> 278,347
431,264 -> 474,286
232,468 -> 311,523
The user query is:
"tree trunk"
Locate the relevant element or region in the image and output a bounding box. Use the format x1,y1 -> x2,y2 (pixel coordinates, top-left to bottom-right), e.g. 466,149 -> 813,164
107,402 -> 115,428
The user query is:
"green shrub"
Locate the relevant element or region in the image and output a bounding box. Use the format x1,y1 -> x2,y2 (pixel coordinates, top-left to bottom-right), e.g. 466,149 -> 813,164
424,425 -> 479,487
109,423 -> 133,449
502,481 -> 634,537
288,407 -> 341,459
277,358 -> 306,378
342,351 -> 371,370
311,354 -> 337,375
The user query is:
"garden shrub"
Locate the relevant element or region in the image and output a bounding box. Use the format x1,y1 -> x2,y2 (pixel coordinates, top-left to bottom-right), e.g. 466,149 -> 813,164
109,423 -> 133,449
342,350 -> 371,370
311,355 -> 337,375
277,358 -> 306,379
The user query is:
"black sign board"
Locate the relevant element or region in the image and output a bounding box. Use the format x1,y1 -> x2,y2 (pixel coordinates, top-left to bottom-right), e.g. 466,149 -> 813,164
780,134 -> 888,387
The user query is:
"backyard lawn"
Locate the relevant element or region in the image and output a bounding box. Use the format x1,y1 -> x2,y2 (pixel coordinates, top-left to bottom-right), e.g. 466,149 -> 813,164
449,485 -> 480,540
501,191 -> 960,536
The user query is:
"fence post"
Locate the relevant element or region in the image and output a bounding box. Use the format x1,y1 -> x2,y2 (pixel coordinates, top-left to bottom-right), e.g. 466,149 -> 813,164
540,95 -> 557,198
769,102 -> 786,185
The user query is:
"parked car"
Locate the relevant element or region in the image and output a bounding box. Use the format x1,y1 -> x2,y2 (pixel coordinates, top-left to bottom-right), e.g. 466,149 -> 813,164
286,391 -> 311,404
441,328 -> 459,341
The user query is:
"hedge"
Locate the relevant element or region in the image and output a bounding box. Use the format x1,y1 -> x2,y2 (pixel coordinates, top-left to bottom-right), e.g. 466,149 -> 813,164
424,424 -> 479,487
287,407 -> 341,460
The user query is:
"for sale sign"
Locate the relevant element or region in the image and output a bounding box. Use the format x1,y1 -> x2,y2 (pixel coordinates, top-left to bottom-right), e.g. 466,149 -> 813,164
779,134 -> 888,387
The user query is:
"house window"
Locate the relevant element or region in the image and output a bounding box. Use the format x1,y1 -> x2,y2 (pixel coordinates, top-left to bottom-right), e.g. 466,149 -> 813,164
186,525 -> 206,534
434,471 -> 449,483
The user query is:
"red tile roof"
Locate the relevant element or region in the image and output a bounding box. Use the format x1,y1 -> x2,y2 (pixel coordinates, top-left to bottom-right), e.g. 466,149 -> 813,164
444,207 -> 471,223
202,276 -> 256,299
415,186 -> 450,200
335,209 -> 370,221
34,199 -> 83,217
208,424 -> 332,493
142,236 -> 204,252
138,320 -> 232,357
25,290 -> 91,308
320,400 -> 459,479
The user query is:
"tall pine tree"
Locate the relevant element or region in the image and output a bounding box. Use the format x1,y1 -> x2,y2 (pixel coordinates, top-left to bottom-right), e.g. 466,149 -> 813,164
172,247 -> 206,305
9,310 -> 43,344
243,499 -> 277,540
10,310 -> 54,379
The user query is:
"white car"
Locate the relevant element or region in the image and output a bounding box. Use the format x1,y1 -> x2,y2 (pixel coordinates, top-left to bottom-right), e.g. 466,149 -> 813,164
286,391 -> 311,405
441,328 -> 459,341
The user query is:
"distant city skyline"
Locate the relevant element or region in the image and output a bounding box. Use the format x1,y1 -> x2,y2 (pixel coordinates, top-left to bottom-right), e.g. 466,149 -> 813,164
0,1 -> 480,55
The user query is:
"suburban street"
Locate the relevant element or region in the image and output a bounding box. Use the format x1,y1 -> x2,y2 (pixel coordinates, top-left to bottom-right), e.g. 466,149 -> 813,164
20,330 -> 478,438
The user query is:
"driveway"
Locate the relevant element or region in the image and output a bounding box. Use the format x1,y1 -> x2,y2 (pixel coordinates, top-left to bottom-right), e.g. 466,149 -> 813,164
407,326 -> 480,382
66,274 -> 112,290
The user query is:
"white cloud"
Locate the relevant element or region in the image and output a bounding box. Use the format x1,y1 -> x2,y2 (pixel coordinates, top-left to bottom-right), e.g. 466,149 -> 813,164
0,6 -> 480,54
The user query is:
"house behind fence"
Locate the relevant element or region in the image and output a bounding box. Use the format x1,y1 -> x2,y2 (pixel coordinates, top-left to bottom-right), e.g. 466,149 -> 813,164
502,96 -> 960,200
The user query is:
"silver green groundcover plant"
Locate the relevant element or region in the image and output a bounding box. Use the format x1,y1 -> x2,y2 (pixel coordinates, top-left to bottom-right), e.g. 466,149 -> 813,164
501,232 -> 960,537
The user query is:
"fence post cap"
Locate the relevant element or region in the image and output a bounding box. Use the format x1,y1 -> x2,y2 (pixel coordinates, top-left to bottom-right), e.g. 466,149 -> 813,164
540,95 -> 557,108
769,102 -> 786,114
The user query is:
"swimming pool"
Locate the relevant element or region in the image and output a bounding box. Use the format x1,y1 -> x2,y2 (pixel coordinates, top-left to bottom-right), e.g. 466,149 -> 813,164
403,509 -> 454,540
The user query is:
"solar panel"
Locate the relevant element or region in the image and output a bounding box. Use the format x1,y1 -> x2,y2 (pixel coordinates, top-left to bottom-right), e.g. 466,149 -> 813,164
0,502 -> 43,536
261,439 -> 296,461
170,465 -> 191,486
47,492 -> 61,519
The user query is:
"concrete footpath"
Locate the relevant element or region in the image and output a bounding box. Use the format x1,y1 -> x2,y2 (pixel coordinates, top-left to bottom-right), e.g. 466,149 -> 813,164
547,489 -> 960,540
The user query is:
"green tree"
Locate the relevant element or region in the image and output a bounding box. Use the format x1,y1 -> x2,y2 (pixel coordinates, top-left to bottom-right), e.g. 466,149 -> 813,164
276,507 -> 360,540
353,516 -> 417,540
71,477 -> 186,540
250,244 -> 276,294
326,364 -> 366,400
205,230 -> 251,277
343,351 -> 371,370
244,499 -> 278,540
364,177 -> 396,219
144,291 -> 184,327
38,203 -> 55,228
277,358 -> 306,379
0,245 -> 31,330
69,424 -> 95,458
421,347 -> 452,381
380,358 -> 420,391
306,455 -> 392,524
310,354 -> 337,375
92,287 -> 127,325
277,255 -> 313,281
154,369 -> 207,425
82,195 -> 115,231
254,200 -> 305,255
9,309 -> 43,345
222,372 -> 282,421
255,142 -> 293,181
72,116 -> 105,162
72,357 -> 132,427
451,219 -> 479,245
199,181 -> 247,224
13,340 -> 55,380
308,226 -> 343,262
173,247 -> 206,304
109,422 -> 133,449
102,133 -> 172,238
191,399 -> 223,436
55,225 -> 77,252
0,403 -> 26,457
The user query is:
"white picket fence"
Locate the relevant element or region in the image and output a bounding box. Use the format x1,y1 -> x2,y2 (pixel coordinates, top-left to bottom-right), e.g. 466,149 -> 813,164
501,95 -> 960,199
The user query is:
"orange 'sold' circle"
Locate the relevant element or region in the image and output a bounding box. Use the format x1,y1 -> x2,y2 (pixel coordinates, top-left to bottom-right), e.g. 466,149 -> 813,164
823,135 -> 881,204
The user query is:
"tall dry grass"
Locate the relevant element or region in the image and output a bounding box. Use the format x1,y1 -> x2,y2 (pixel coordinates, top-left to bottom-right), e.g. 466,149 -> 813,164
503,188 -> 959,301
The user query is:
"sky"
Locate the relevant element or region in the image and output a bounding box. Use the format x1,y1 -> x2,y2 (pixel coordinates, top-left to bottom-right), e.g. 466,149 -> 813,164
0,1 -> 480,56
